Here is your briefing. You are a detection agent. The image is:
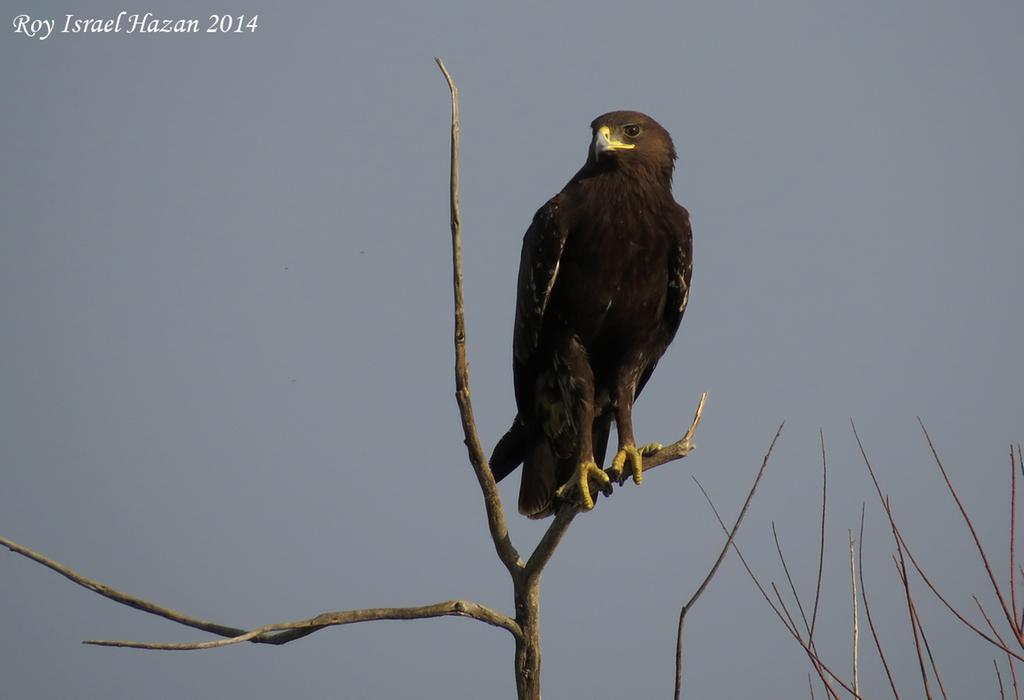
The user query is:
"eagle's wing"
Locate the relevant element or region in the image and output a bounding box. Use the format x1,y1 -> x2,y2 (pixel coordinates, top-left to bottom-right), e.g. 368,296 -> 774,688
512,196 -> 569,375
489,197 -> 569,485
661,204 -> 693,339
635,204 -> 693,399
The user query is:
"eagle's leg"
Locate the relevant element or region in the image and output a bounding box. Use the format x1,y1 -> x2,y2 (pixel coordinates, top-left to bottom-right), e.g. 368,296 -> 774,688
607,375 -> 661,486
552,339 -> 609,510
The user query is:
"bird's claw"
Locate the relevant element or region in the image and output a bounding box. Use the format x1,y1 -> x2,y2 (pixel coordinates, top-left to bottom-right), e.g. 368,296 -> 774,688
555,460 -> 610,510
609,442 -> 662,485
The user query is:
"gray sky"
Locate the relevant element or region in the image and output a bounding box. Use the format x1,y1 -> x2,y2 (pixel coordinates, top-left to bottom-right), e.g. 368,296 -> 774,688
2,0 -> 1022,697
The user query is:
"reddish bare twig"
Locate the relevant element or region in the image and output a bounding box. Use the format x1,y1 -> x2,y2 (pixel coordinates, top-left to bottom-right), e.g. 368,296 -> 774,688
1000,660 -> 1009,700
1010,650 -> 1021,700
912,590 -> 949,700
1012,445 -> 1019,632
852,421 -> 1024,661
858,505 -> 901,699
891,516 -> 934,699
809,429 -> 827,644
695,445 -> 868,700
849,528 -> 860,698
772,522 -> 812,636
918,419 -> 1016,636
674,421 -> 777,700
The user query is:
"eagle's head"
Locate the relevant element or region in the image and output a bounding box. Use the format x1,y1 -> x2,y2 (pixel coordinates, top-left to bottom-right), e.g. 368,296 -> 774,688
588,111 -> 677,182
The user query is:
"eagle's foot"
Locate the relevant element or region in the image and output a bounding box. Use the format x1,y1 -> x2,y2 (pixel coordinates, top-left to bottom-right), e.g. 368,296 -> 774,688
609,443 -> 662,485
640,442 -> 664,456
554,460 -> 610,511
609,445 -> 643,486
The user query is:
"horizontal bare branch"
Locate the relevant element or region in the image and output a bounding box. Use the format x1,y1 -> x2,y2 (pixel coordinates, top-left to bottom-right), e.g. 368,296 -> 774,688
85,599 -> 521,650
1,534 -> 520,649
1,534 -> 244,639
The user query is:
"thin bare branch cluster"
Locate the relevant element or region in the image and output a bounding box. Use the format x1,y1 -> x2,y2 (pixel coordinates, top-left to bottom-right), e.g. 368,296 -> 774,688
726,418 -> 1023,699
674,423 -> 782,700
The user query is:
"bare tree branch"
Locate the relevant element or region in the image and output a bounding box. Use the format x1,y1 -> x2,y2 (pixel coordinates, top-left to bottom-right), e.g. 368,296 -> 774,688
694,434 -> 867,700
849,529 -> 860,698
852,421 -> 1024,662
918,418 -> 1017,637
674,421 -> 777,700
85,599 -> 521,650
772,521 -> 812,637
1010,649 -> 1021,700
809,429 -> 827,644
435,57 -> 524,578
640,391 -> 707,472
858,505 -> 901,699
1012,444 -> 1019,632
1,534 -> 246,640
0,534 -> 521,648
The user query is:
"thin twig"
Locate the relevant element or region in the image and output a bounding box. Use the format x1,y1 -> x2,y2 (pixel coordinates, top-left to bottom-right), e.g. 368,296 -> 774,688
919,418 -> 1016,635
1012,444 -> 1019,634
694,429 -> 866,700
849,529 -> 859,698
435,57 -> 523,577
978,595 -> 1016,655
858,505 -> 901,698
674,420 -> 775,700
891,518 -> 934,700
1010,650 -> 1021,700
912,591 -> 949,700
772,522 -> 812,636
809,429 -> 827,644
694,486 -> 847,700
999,659 -> 1009,700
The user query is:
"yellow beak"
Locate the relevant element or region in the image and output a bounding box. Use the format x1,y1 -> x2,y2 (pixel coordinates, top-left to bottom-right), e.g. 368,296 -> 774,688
593,125 -> 636,159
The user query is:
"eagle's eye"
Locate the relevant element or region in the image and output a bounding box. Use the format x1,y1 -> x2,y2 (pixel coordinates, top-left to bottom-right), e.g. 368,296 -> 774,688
622,124 -> 642,138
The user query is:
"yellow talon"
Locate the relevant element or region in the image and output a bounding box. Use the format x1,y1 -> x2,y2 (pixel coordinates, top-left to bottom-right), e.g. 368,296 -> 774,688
610,444 -> 650,485
640,442 -> 663,456
555,460 -> 609,510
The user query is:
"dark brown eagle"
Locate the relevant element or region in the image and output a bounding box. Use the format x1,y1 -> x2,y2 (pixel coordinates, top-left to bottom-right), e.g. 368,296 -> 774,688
490,111 -> 693,518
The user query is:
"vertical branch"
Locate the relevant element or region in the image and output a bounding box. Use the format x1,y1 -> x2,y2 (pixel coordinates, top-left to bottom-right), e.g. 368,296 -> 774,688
849,529 -> 860,698
1012,445 -> 1020,635
858,506 -> 901,698
892,542 -> 934,700
809,429 -> 827,643
435,58 -> 523,577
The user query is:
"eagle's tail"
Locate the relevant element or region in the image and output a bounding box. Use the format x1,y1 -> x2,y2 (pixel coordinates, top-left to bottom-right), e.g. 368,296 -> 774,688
519,440 -> 559,519
490,412 -> 616,519
491,416 -> 558,518
489,416 -> 529,483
